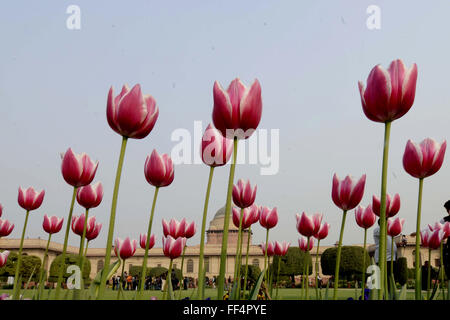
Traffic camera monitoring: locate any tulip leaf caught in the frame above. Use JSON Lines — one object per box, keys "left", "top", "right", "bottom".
{"left": 248, "top": 268, "right": 265, "bottom": 300}
{"left": 429, "top": 267, "right": 441, "bottom": 300}
{"left": 230, "top": 281, "right": 238, "bottom": 300}
{"left": 388, "top": 274, "right": 397, "bottom": 300}
{"left": 89, "top": 259, "right": 121, "bottom": 299}
{"left": 398, "top": 284, "right": 407, "bottom": 300}
{"left": 324, "top": 280, "right": 330, "bottom": 300}
{"left": 168, "top": 277, "right": 175, "bottom": 300}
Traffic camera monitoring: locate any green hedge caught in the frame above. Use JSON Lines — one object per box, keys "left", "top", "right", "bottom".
{"left": 321, "top": 246, "right": 370, "bottom": 281}
{"left": 395, "top": 257, "right": 408, "bottom": 285}
{"left": 0, "top": 251, "right": 43, "bottom": 282}
{"left": 48, "top": 253, "right": 91, "bottom": 283}
{"left": 239, "top": 265, "right": 261, "bottom": 285}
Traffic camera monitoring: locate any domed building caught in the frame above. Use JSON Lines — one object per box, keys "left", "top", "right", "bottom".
{"left": 206, "top": 206, "right": 251, "bottom": 246}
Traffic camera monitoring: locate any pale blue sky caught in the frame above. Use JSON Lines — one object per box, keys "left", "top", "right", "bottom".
{"left": 1, "top": 1, "right": 450, "bottom": 249}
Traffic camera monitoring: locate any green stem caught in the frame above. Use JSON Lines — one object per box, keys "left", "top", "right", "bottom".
{"left": 117, "top": 259, "right": 125, "bottom": 300}
{"left": 264, "top": 228, "right": 269, "bottom": 287}
{"left": 55, "top": 187, "right": 78, "bottom": 299}
{"left": 37, "top": 234, "right": 51, "bottom": 300}
{"left": 75, "top": 208, "right": 90, "bottom": 299}
{"left": 197, "top": 166, "right": 214, "bottom": 300}
{"left": 242, "top": 226, "right": 252, "bottom": 299}
{"left": 378, "top": 121, "right": 391, "bottom": 300}
{"left": 137, "top": 186, "right": 160, "bottom": 299}
{"left": 216, "top": 137, "right": 238, "bottom": 300}
{"left": 415, "top": 178, "right": 424, "bottom": 300}
{"left": 390, "top": 236, "right": 394, "bottom": 282}
{"left": 305, "top": 237, "right": 310, "bottom": 300}
{"left": 362, "top": 229, "right": 367, "bottom": 300}
{"left": 177, "top": 245, "right": 187, "bottom": 300}
{"left": 333, "top": 210, "right": 347, "bottom": 300}
{"left": 427, "top": 248, "right": 431, "bottom": 300}
{"left": 12, "top": 210, "right": 30, "bottom": 300}
{"left": 234, "top": 208, "right": 245, "bottom": 299}
{"left": 166, "top": 259, "right": 174, "bottom": 300}
{"left": 314, "top": 239, "right": 320, "bottom": 300}
{"left": 98, "top": 136, "right": 128, "bottom": 300}
{"left": 275, "top": 256, "right": 281, "bottom": 300}
{"left": 84, "top": 241, "right": 89, "bottom": 260}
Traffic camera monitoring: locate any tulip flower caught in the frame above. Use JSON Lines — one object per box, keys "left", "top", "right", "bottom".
{"left": 184, "top": 221, "right": 196, "bottom": 239}
{"left": 38, "top": 215, "right": 63, "bottom": 298}
{"left": 298, "top": 236, "right": 314, "bottom": 299}
{"left": 197, "top": 124, "right": 232, "bottom": 299}
{"left": 331, "top": 173, "right": 366, "bottom": 300}
{"left": 443, "top": 222, "right": 450, "bottom": 239}
{"left": 258, "top": 206, "right": 278, "bottom": 289}
{"left": 358, "top": 59, "right": 418, "bottom": 300}
{"left": 201, "top": 124, "right": 233, "bottom": 167}
{"left": 13, "top": 186, "right": 45, "bottom": 299}
{"left": 260, "top": 242, "right": 275, "bottom": 257}
{"left": 0, "top": 204, "right": 2, "bottom": 218}
{"left": 212, "top": 78, "right": 262, "bottom": 140}
{"left": 313, "top": 222, "right": 330, "bottom": 300}
{"left": 71, "top": 214, "right": 96, "bottom": 237}
{"left": 107, "top": 84, "right": 159, "bottom": 139}
{"left": 428, "top": 229, "right": 445, "bottom": 250}
{"left": 114, "top": 237, "right": 138, "bottom": 299}
{"left": 99, "top": 84, "right": 159, "bottom": 299}
{"left": 137, "top": 151, "right": 174, "bottom": 298}
{"left": 0, "top": 251, "right": 9, "bottom": 268}
{"left": 140, "top": 234, "right": 156, "bottom": 250}
{"left": 161, "top": 236, "right": 187, "bottom": 300}
{"left": 86, "top": 222, "right": 102, "bottom": 242}
{"left": 57, "top": 148, "right": 98, "bottom": 299}
{"left": 358, "top": 59, "right": 418, "bottom": 123}
{"left": 296, "top": 212, "right": 322, "bottom": 238}
{"left": 372, "top": 193, "right": 401, "bottom": 218}
{"left": 0, "top": 219, "right": 14, "bottom": 238}
{"left": 241, "top": 204, "right": 260, "bottom": 300}
{"left": 274, "top": 241, "right": 290, "bottom": 256}
{"left": 429, "top": 222, "right": 450, "bottom": 299}
{"left": 421, "top": 230, "right": 430, "bottom": 248}
{"left": 387, "top": 217, "right": 405, "bottom": 238}
{"left": 214, "top": 78, "right": 263, "bottom": 299}
{"left": 232, "top": 179, "right": 257, "bottom": 209}
{"left": 76, "top": 182, "right": 103, "bottom": 209}
{"left": 43, "top": 215, "right": 64, "bottom": 235}
{"left": 162, "top": 218, "right": 188, "bottom": 239}
{"left": 402, "top": 138, "right": 446, "bottom": 299}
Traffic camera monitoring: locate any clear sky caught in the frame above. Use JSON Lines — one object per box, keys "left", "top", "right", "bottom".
{"left": 1, "top": 1, "right": 450, "bottom": 250}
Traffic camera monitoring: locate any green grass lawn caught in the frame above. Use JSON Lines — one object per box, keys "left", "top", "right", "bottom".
{"left": 0, "top": 287, "right": 446, "bottom": 300}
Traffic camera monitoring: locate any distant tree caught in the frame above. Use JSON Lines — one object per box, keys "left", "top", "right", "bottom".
{"left": 0, "top": 251, "right": 43, "bottom": 282}
{"left": 240, "top": 265, "right": 261, "bottom": 285}
{"left": 395, "top": 257, "right": 408, "bottom": 286}
{"left": 270, "top": 247, "right": 312, "bottom": 286}
{"left": 321, "top": 246, "right": 370, "bottom": 281}
{"left": 48, "top": 253, "right": 91, "bottom": 283}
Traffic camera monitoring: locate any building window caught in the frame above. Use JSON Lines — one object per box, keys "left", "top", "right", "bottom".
{"left": 252, "top": 259, "right": 259, "bottom": 268}
{"left": 187, "top": 259, "right": 194, "bottom": 273}
{"left": 205, "top": 257, "right": 210, "bottom": 273}
{"left": 97, "top": 260, "right": 104, "bottom": 272}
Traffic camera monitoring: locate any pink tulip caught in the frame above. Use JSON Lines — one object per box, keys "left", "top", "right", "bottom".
{"left": 144, "top": 150, "right": 174, "bottom": 187}
{"left": 274, "top": 241, "right": 290, "bottom": 256}
{"left": 71, "top": 213, "right": 96, "bottom": 236}
{"left": 162, "top": 218, "right": 188, "bottom": 239}
{"left": 387, "top": 217, "right": 405, "bottom": 237}
{"left": 443, "top": 222, "right": 450, "bottom": 239}
{"left": 421, "top": 230, "right": 430, "bottom": 248}
{"left": 162, "top": 235, "right": 186, "bottom": 260}
{"left": 107, "top": 84, "right": 159, "bottom": 139}
{"left": 402, "top": 138, "right": 446, "bottom": 179}
{"left": 184, "top": 221, "right": 197, "bottom": 239}
{"left": 140, "top": 233, "right": 156, "bottom": 250}
{"left": 259, "top": 206, "right": 278, "bottom": 229}
{"left": 315, "top": 223, "right": 330, "bottom": 240}
{"left": 232, "top": 204, "right": 259, "bottom": 230}
{"left": 61, "top": 148, "right": 99, "bottom": 188}
{"left": 0, "top": 204, "right": 2, "bottom": 217}
{"left": 260, "top": 242, "right": 275, "bottom": 257}
{"left": 0, "top": 219, "right": 14, "bottom": 237}
{"left": 232, "top": 179, "right": 257, "bottom": 209}
{"left": 296, "top": 212, "right": 322, "bottom": 238}
{"left": 298, "top": 236, "right": 314, "bottom": 252}
{"left": 372, "top": 193, "right": 401, "bottom": 218}
{"left": 331, "top": 174, "right": 366, "bottom": 211}
{"left": 76, "top": 182, "right": 103, "bottom": 209}
{"left": 114, "top": 237, "right": 137, "bottom": 260}
{"left": 18, "top": 187, "right": 45, "bottom": 211}
{"left": 428, "top": 229, "right": 445, "bottom": 250}
{"left": 43, "top": 215, "right": 64, "bottom": 234}
{"left": 212, "top": 78, "right": 262, "bottom": 139}
{"left": 358, "top": 59, "right": 418, "bottom": 123}
{"left": 355, "top": 205, "right": 377, "bottom": 229}
{"left": 200, "top": 124, "right": 233, "bottom": 167}
{"left": 86, "top": 222, "right": 102, "bottom": 241}
{"left": 0, "top": 251, "right": 9, "bottom": 268}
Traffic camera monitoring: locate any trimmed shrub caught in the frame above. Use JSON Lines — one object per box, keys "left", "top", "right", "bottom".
{"left": 48, "top": 253, "right": 91, "bottom": 283}
{"left": 321, "top": 246, "right": 370, "bottom": 282}
{"left": 395, "top": 257, "right": 408, "bottom": 286}
{"left": 240, "top": 265, "right": 261, "bottom": 285}
{"left": 0, "top": 251, "right": 43, "bottom": 282}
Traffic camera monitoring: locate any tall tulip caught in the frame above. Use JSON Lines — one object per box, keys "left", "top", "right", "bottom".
{"left": 355, "top": 205, "right": 376, "bottom": 299}
{"left": 99, "top": 83, "right": 159, "bottom": 300}
{"left": 403, "top": 138, "right": 446, "bottom": 299}
{"left": 274, "top": 240, "right": 291, "bottom": 298}
{"left": 358, "top": 59, "right": 418, "bottom": 300}
{"left": 259, "top": 206, "right": 278, "bottom": 289}
{"left": 175, "top": 220, "right": 196, "bottom": 300}
{"left": 298, "top": 236, "right": 314, "bottom": 299}
{"left": 0, "top": 251, "right": 9, "bottom": 268}
{"left": 162, "top": 218, "right": 188, "bottom": 239}
{"left": 197, "top": 124, "right": 232, "bottom": 299}
{"left": 84, "top": 222, "right": 102, "bottom": 258}
{"left": 139, "top": 234, "right": 155, "bottom": 250}
{"left": 57, "top": 148, "right": 98, "bottom": 299}
{"left": 0, "top": 219, "right": 14, "bottom": 238}
{"left": 260, "top": 242, "right": 275, "bottom": 257}
{"left": 0, "top": 204, "right": 3, "bottom": 218}
{"left": 138, "top": 151, "right": 174, "bottom": 298}
{"left": 213, "top": 78, "right": 263, "bottom": 299}
{"left": 387, "top": 217, "right": 405, "bottom": 282}
{"left": 114, "top": 237, "right": 137, "bottom": 300}
{"left": 242, "top": 204, "right": 260, "bottom": 300}
{"left": 71, "top": 214, "right": 96, "bottom": 237}
{"left": 162, "top": 236, "right": 187, "bottom": 300}
{"left": 372, "top": 193, "right": 401, "bottom": 218}
{"left": 37, "top": 215, "right": 63, "bottom": 299}
{"left": 13, "top": 187, "right": 45, "bottom": 299}
{"left": 296, "top": 212, "right": 322, "bottom": 238}
{"left": 313, "top": 222, "right": 329, "bottom": 300}
{"left": 331, "top": 173, "right": 365, "bottom": 299}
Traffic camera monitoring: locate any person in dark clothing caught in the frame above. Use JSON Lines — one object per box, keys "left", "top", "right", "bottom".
{"left": 183, "top": 277, "right": 189, "bottom": 290}
{"left": 442, "top": 201, "right": 450, "bottom": 278}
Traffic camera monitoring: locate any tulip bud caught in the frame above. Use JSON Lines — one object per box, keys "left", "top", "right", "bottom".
{"left": 43, "top": 215, "right": 64, "bottom": 234}
{"left": 355, "top": 205, "right": 377, "bottom": 229}
{"left": 259, "top": 206, "right": 278, "bottom": 229}
{"left": 331, "top": 174, "right": 366, "bottom": 211}
{"left": 0, "top": 219, "right": 14, "bottom": 238}
{"left": 372, "top": 193, "right": 401, "bottom": 218}
{"left": 140, "top": 233, "right": 156, "bottom": 250}
{"left": 162, "top": 236, "right": 186, "bottom": 260}
{"left": 76, "top": 182, "right": 103, "bottom": 209}
{"left": 61, "top": 148, "right": 98, "bottom": 187}
{"left": 402, "top": 138, "right": 446, "bottom": 179}
{"left": 18, "top": 187, "right": 45, "bottom": 212}
{"left": 200, "top": 124, "right": 233, "bottom": 167}
{"left": 114, "top": 237, "right": 137, "bottom": 260}
{"left": 144, "top": 150, "right": 175, "bottom": 187}
{"left": 232, "top": 179, "right": 257, "bottom": 209}
{"left": 0, "top": 251, "right": 9, "bottom": 268}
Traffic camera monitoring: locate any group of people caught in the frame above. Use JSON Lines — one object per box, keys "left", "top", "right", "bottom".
{"left": 110, "top": 271, "right": 198, "bottom": 291}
